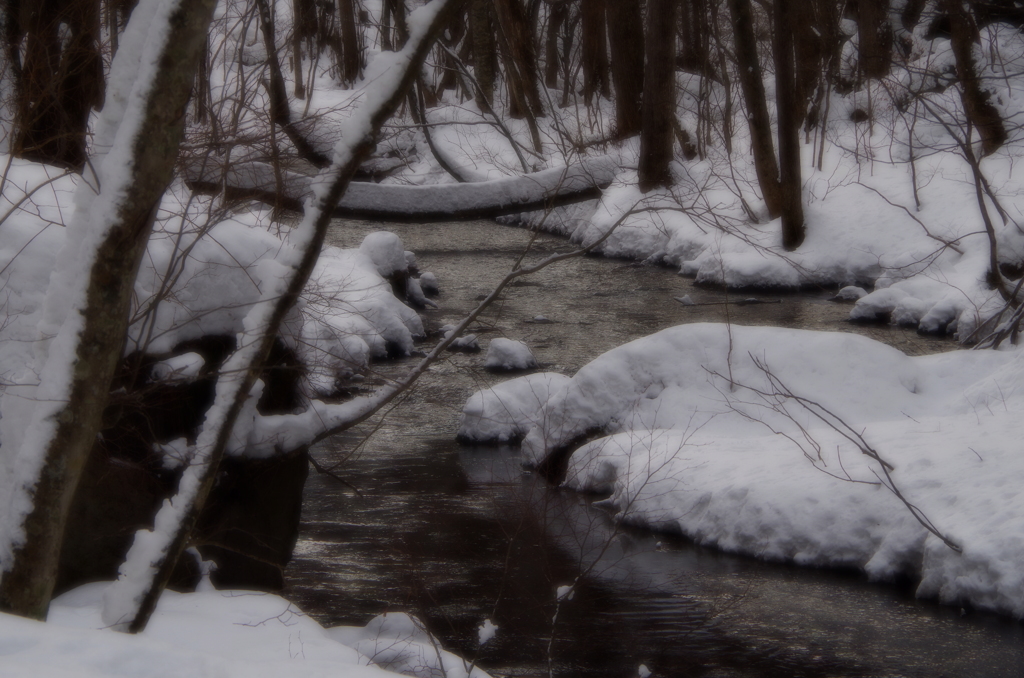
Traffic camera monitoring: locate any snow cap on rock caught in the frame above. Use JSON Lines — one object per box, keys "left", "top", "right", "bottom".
{"left": 485, "top": 338, "right": 538, "bottom": 371}
{"left": 359, "top": 231, "right": 408, "bottom": 278}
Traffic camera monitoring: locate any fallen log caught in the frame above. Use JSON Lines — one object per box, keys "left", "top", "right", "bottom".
{"left": 183, "top": 156, "right": 619, "bottom": 221}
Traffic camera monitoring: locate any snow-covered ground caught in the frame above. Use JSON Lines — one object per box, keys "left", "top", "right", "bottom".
{"left": 461, "top": 323, "right": 1024, "bottom": 618}
{"left": 0, "top": 582, "right": 491, "bottom": 678}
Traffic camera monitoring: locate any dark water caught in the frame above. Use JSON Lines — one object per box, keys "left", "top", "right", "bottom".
{"left": 283, "top": 219, "right": 1024, "bottom": 677}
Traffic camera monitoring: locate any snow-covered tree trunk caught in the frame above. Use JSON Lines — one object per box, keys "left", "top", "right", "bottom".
{"left": 0, "top": 0, "right": 219, "bottom": 620}
{"left": 101, "top": 0, "right": 463, "bottom": 634}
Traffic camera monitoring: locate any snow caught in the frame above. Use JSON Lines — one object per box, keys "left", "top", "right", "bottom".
{"left": 483, "top": 337, "right": 538, "bottom": 371}
{"left": 149, "top": 352, "right": 205, "bottom": 382}
{"left": 459, "top": 372, "right": 571, "bottom": 443}
{"left": 0, "top": 583, "right": 489, "bottom": 678}
{"left": 419, "top": 272, "right": 439, "bottom": 295}
{"left": 476, "top": 618, "right": 498, "bottom": 646}
{"left": 441, "top": 324, "right": 480, "bottom": 352}
{"left": 360, "top": 231, "right": 408, "bottom": 279}
{"left": 833, "top": 286, "right": 867, "bottom": 301}
{"left": 473, "top": 323, "right": 1024, "bottom": 617}
{"left": 329, "top": 612, "right": 492, "bottom": 678}
{"left": 184, "top": 155, "right": 618, "bottom": 220}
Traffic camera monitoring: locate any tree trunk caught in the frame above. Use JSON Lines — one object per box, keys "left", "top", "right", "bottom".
{"left": 947, "top": 0, "right": 1007, "bottom": 157}
{"left": 470, "top": 0, "right": 496, "bottom": 106}
{"left": 581, "top": 0, "right": 609, "bottom": 104}
{"left": 8, "top": 0, "right": 105, "bottom": 170}
{"left": 435, "top": 13, "right": 466, "bottom": 97}
{"left": 0, "top": 0, "right": 219, "bottom": 621}
{"left": 639, "top": 0, "right": 677, "bottom": 192}
{"left": 545, "top": 0, "right": 567, "bottom": 89}
{"left": 728, "top": 0, "right": 782, "bottom": 217}
{"left": 606, "top": 0, "right": 644, "bottom": 138}
{"left": 678, "top": 0, "right": 709, "bottom": 74}
{"left": 338, "top": 0, "right": 362, "bottom": 85}
{"left": 774, "top": 0, "right": 806, "bottom": 250}
{"left": 796, "top": 0, "right": 840, "bottom": 131}
{"left": 494, "top": 0, "right": 544, "bottom": 119}
{"left": 858, "top": 0, "right": 892, "bottom": 80}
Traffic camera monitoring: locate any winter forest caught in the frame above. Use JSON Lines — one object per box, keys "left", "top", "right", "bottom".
{"left": 1, "top": 0, "right": 1024, "bottom": 675}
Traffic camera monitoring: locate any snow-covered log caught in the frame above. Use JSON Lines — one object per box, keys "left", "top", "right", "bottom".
{"left": 184, "top": 155, "right": 619, "bottom": 220}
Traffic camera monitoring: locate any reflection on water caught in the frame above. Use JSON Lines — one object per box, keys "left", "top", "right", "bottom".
{"left": 284, "top": 220, "right": 1024, "bottom": 677}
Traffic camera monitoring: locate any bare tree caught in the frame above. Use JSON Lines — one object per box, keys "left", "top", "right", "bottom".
{"left": 470, "top": 0, "right": 498, "bottom": 107}
{"left": 858, "top": 0, "right": 893, "bottom": 81}
{"left": 946, "top": 0, "right": 1007, "bottom": 157}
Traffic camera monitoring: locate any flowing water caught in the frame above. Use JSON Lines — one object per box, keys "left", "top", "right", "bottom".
{"left": 283, "top": 218, "right": 1024, "bottom": 677}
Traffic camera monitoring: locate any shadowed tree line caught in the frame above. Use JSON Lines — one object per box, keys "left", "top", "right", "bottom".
{"left": 3, "top": 0, "right": 1018, "bottom": 249}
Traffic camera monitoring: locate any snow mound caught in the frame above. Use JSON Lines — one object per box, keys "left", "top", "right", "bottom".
{"left": 459, "top": 372, "right": 571, "bottom": 443}
{"left": 519, "top": 323, "right": 960, "bottom": 464}
{"left": 149, "top": 352, "right": 205, "bottom": 382}
{"left": 484, "top": 338, "right": 538, "bottom": 371}
{"left": 482, "top": 323, "right": 1024, "bottom": 617}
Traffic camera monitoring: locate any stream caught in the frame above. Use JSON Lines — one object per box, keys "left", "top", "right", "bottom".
{"left": 283, "top": 218, "right": 1024, "bottom": 678}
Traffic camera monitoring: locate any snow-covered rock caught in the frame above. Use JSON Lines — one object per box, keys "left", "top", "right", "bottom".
{"left": 441, "top": 324, "right": 480, "bottom": 352}
{"left": 149, "top": 352, "right": 205, "bottom": 382}
{"left": 359, "top": 231, "right": 409, "bottom": 279}
{"left": 832, "top": 285, "right": 867, "bottom": 301}
{"left": 459, "top": 372, "right": 571, "bottom": 443}
{"left": 484, "top": 338, "right": 538, "bottom": 371}
{"left": 419, "top": 272, "right": 439, "bottom": 296}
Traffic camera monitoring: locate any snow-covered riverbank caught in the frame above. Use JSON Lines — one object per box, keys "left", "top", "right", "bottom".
{"left": 461, "top": 323, "right": 1024, "bottom": 618}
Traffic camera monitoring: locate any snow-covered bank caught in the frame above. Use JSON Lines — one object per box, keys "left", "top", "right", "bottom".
{"left": 460, "top": 324, "right": 1024, "bottom": 618}
{"left": 0, "top": 583, "right": 490, "bottom": 678}
{"left": 0, "top": 167, "right": 427, "bottom": 405}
